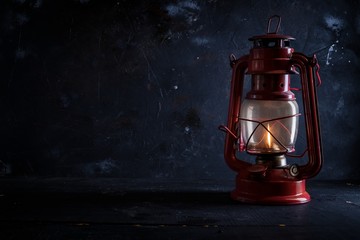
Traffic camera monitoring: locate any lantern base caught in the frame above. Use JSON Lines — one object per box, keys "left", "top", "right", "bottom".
{"left": 231, "top": 175, "right": 310, "bottom": 205}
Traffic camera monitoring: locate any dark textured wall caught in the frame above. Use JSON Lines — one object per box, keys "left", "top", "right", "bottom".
{"left": 1, "top": 0, "right": 359, "bottom": 180}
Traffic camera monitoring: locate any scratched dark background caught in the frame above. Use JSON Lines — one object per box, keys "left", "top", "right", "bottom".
{"left": 0, "top": 0, "right": 359, "bottom": 180}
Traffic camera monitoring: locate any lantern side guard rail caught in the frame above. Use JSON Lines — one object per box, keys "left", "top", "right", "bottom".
{"left": 221, "top": 55, "right": 251, "bottom": 173}
{"left": 291, "top": 53, "right": 323, "bottom": 179}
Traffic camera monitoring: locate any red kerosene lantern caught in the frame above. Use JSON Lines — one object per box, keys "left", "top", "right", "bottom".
{"left": 219, "top": 15, "right": 323, "bottom": 204}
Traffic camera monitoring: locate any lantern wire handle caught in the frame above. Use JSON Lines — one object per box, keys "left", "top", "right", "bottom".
{"left": 218, "top": 125, "right": 238, "bottom": 139}
{"left": 286, "top": 148, "right": 308, "bottom": 158}
{"left": 290, "top": 86, "right": 301, "bottom": 91}
{"left": 220, "top": 113, "right": 309, "bottom": 158}
{"left": 313, "top": 54, "right": 322, "bottom": 87}
{"left": 267, "top": 15, "right": 281, "bottom": 34}
{"left": 239, "top": 113, "right": 301, "bottom": 155}
{"left": 244, "top": 121, "right": 289, "bottom": 155}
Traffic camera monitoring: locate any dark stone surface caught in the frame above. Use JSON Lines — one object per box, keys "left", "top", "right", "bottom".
{"left": 0, "top": 178, "right": 360, "bottom": 239}
{"left": 0, "top": 0, "right": 359, "bottom": 179}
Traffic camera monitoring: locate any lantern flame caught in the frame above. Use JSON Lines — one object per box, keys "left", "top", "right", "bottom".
{"left": 266, "top": 124, "right": 272, "bottom": 148}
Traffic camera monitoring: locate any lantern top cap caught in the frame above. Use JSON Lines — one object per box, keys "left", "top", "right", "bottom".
{"left": 249, "top": 15, "right": 295, "bottom": 41}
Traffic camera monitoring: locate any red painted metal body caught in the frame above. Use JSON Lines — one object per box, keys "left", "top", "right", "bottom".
{"left": 221, "top": 16, "right": 323, "bottom": 205}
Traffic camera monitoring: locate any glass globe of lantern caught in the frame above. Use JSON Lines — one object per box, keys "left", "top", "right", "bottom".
{"left": 240, "top": 98, "right": 299, "bottom": 155}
